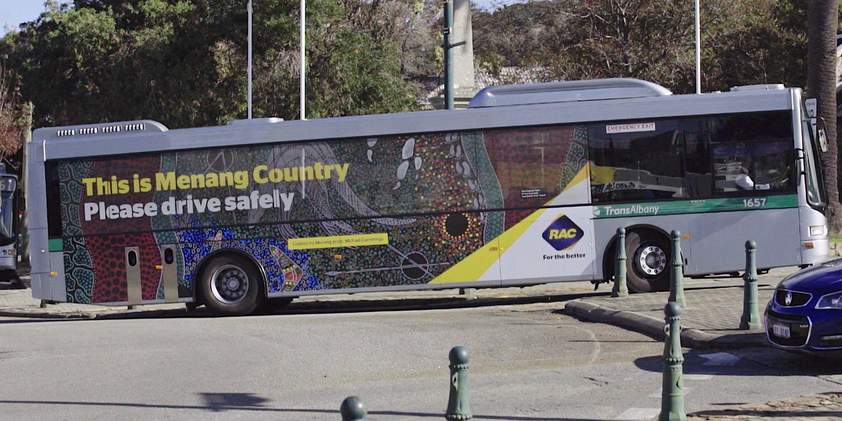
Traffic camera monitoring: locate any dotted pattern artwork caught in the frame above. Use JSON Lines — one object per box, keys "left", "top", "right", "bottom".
{"left": 54, "top": 124, "right": 586, "bottom": 304}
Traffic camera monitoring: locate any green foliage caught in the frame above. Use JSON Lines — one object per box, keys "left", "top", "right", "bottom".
{"left": 472, "top": 0, "right": 817, "bottom": 94}
{"left": 0, "top": 61, "right": 23, "bottom": 160}
{"left": 252, "top": 0, "right": 421, "bottom": 120}
{"left": 1, "top": 0, "right": 425, "bottom": 129}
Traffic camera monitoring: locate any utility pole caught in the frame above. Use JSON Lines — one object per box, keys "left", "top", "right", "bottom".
{"left": 300, "top": 0, "right": 306, "bottom": 120}
{"left": 247, "top": 0, "right": 253, "bottom": 119}
{"left": 443, "top": 0, "right": 454, "bottom": 110}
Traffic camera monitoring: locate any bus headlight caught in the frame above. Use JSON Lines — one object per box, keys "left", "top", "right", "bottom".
{"left": 810, "top": 225, "right": 827, "bottom": 237}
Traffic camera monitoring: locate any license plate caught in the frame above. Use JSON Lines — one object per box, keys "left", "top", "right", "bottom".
{"left": 772, "top": 322, "right": 791, "bottom": 339}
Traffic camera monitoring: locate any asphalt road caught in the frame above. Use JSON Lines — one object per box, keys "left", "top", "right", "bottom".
{"left": 0, "top": 301, "right": 839, "bottom": 421}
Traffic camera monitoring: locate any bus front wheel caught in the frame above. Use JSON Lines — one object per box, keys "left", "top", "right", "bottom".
{"left": 200, "top": 254, "right": 264, "bottom": 316}
{"left": 625, "top": 231, "right": 671, "bottom": 293}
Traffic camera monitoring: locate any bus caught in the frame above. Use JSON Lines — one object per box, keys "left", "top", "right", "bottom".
{"left": 27, "top": 78, "right": 828, "bottom": 315}
{"left": 0, "top": 165, "right": 19, "bottom": 283}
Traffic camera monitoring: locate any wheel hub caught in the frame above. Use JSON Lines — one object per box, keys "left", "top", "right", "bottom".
{"left": 636, "top": 245, "right": 667, "bottom": 276}
{"left": 211, "top": 265, "right": 249, "bottom": 304}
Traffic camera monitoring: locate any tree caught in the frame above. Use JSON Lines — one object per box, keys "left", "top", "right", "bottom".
{"left": 472, "top": 0, "right": 819, "bottom": 95}
{"left": 0, "top": 61, "right": 23, "bottom": 165}
{"left": 1, "top": 0, "right": 426, "bottom": 129}
{"left": 806, "top": 0, "right": 841, "bottom": 233}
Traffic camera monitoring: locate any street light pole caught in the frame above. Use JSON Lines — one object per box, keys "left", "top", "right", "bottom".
{"left": 247, "top": 0, "right": 253, "bottom": 119}
{"left": 300, "top": 0, "right": 306, "bottom": 120}
{"left": 695, "top": 0, "right": 701, "bottom": 94}
{"left": 443, "top": 0, "right": 454, "bottom": 110}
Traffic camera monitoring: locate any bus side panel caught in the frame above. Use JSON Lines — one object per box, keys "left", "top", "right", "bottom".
{"left": 49, "top": 122, "right": 589, "bottom": 299}
{"left": 26, "top": 139, "right": 56, "bottom": 301}
{"left": 499, "top": 205, "right": 595, "bottom": 285}
{"left": 176, "top": 212, "right": 499, "bottom": 297}
{"left": 28, "top": 228, "right": 49, "bottom": 299}
{"left": 688, "top": 207, "right": 800, "bottom": 274}
{"left": 498, "top": 169, "right": 596, "bottom": 285}
{"left": 59, "top": 234, "right": 161, "bottom": 305}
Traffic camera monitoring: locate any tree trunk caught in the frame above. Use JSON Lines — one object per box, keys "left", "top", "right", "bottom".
{"left": 806, "top": 0, "right": 841, "bottom": 234}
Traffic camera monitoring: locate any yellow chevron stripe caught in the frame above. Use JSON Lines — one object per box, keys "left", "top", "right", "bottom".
{"left": 428, "top": 165, "right": 589, "bottom": 284}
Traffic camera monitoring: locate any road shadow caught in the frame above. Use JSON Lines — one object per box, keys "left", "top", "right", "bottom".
{"left": 633, "top": 347, "right": 842, "bottom": 376}
{"left": 0, "top": 395, "right": 610, "bottom": 421}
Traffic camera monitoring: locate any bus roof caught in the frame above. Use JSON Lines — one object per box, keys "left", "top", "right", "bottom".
{"left": 467, "top": 78, "right": 673, "bottom": 108}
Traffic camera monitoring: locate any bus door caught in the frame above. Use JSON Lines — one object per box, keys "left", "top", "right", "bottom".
{"left": 498, "top": 205, "right": 596, "bottom": 286}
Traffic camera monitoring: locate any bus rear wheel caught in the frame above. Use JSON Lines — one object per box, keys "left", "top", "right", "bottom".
{"left": 200, "top": 254, "right": 264, "bottom": 316}
{"left": 625, "top": 230, "right": 671, "bottom": 293}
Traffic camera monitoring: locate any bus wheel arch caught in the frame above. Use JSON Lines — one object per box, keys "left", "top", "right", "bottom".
{"left": 195, "top": 250, "right": 267, "bottom": 316}
{"left": 604, "top": 227, "right": 671, "bottom": 293}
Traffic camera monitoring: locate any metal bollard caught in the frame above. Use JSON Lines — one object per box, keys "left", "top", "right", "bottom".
{"left": 340, "top": 396, "right": 367, "bottom": 421}
{"left": 740, "top": 240, "right": 762, "bottom": 330}
{"left": 611, "top": 227, "right": 628, "bottom": 298}
{"left": 659, "top": 301, "right": 686, "bottom": 421}
{"left": 445, "top": 346, "right": 472, "bottom": 421}
{"left": 668, "top": 230, "right": 685, "bottom": 308}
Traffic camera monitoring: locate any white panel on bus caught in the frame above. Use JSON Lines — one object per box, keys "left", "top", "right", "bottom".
{"left": 30, "top": 272, "right": 44, "bottom": 299}
{"left": 499, "top": 205, "right": 596, "bottom": 284}
{"left": 49, "top": 251, "right": 66, "bottom": 302}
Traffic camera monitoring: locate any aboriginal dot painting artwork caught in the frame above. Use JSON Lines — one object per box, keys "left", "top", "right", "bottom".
{"left": 53, "top": 124, "right": 588, "bottom": 304}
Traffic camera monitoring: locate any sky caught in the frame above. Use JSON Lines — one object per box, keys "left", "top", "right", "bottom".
{"left": 0, "top": 0, "right": 518, "bottom": 36}
{"left": 0, "top": 0, "right": 69, "bottom": 36}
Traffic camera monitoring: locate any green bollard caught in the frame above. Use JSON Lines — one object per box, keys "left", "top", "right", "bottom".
{"left": 668, "top": 230, "right": 686, "bottom": 308}
{"left": 611, "top": 227, "right": 628, "bottom": 298}
{"left": 445, "top": 346, "right": 472, "bottom": 421}
{"left": 659, "top": 301, "right": 686, "bottom": 421}
{"left": 340, "top": 396, "right": 367, "bottom": 421}
{"left": 740, "top": 240, "right": 762, "bottom": 330}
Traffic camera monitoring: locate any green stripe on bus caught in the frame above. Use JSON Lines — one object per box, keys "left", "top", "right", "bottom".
{"left": 49, "top": 239, "right": 63, "bottom": 252}
{"left": 593, "top": 194, "right": 798, "bottom": 218}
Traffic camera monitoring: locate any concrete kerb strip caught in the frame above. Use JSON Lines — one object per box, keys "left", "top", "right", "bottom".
{"left": 0, "top": 306, "right": 192, "bottom": 320}
{"left": 563, "top": 300, "right": 767, "bottom": 350}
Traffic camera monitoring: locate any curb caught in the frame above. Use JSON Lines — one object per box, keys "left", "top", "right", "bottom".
{"left": 563, "top": 300, "right": 768, "bottom": 350}
{"left": 0, "top": 309, "right": 98, "bottom": 320}
{"left": 0, "top": 308, "right": 195, "bottom": 320}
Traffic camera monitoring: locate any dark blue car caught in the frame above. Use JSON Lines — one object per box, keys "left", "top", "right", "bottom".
{"left": 766, "top": 259, "right": 842, "bottom": 355}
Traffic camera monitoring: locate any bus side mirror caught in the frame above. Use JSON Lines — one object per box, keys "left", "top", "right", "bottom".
{"left": 818, "top": 117, "right": 829, "bottom": 153}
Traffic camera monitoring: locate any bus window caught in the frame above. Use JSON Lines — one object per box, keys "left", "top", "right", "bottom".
{"left": 683, "top": 118, "right": 712, "bottom": 199}
{"left": 588, "top": 119, "right": 686, "bottom": 203}
{"left": 710, "top": 112, "right": 794, "bottom": 194}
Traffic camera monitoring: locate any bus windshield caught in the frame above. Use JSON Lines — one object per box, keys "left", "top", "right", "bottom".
{"left": 803, "top": 116, "right": 827, "bottom": 209}
{"left": 0, "top": 176, "right": 16, "bottom": 243}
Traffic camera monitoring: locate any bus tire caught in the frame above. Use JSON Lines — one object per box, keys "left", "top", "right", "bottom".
{"left": 625, "top": 230, "right": 670, "bottom": 293}
{"left": 200, "top": 254, "right": 264, "bottom": 316}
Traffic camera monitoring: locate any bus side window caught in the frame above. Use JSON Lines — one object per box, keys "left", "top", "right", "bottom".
{"left": 588, "top": 120, "right": 686, "bottom": 204}
{"left": 710, "top": 112, "right": 794, "bottom": 195}
{"left": 683, "top": 118, "right": 712, "bottom": 199}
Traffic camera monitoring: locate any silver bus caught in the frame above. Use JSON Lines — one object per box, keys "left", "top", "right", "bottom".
{"left": 27, "top": 78, "right": 828, "bottom": 315}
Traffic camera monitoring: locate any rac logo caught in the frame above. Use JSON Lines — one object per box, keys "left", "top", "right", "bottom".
{"left": 542, "top": 215, "right": 584, "bottom": 251}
